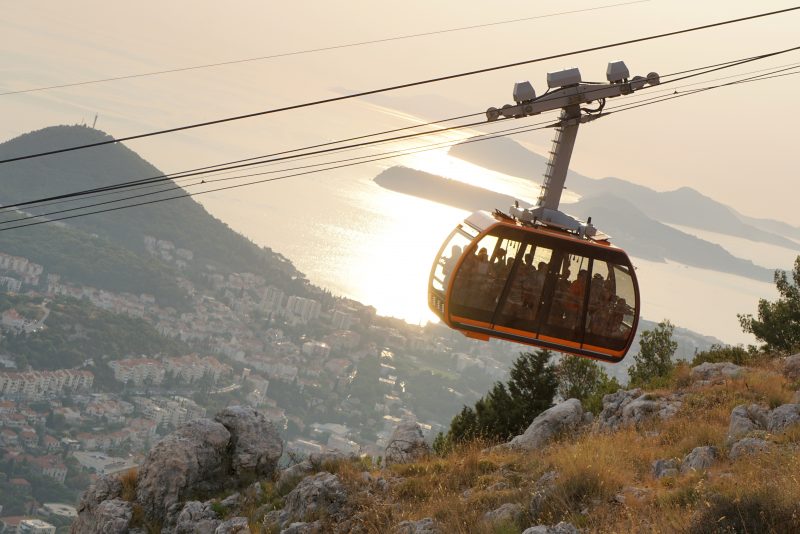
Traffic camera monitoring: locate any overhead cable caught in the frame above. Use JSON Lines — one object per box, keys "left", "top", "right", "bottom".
{"left": 0, "top": 0, "right": 651, "bottom": 97}
{"left": 2, "top": 65, "right": 796, "bottom": 232}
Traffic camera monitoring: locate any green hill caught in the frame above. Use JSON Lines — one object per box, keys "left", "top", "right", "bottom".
{"left": 0, "top": 125, "right": 311, "bottom": 305}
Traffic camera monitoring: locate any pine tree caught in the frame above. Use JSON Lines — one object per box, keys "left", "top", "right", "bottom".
{"left": 441, "top": 350, "right": 557, "bottom": 448}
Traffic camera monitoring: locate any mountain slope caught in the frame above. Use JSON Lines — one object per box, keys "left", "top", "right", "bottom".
{"left": 448, "top": 137, "right": 798, "bottom": 249}
{"left": 373, "top": 165, "right": 773, "bottom": 282}
{"left": 567, "top": 194, "right": 773, "bottom": 281}
{"left": 0, "top": 125, "right": 310, "bottom": 302}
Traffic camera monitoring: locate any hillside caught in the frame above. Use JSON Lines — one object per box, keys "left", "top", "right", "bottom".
{"left": 73, "top": 356, "right": 800, "bottom": 533}
{"left": 0, "top": 125, "right": 310, "bottom": 305}
{"left": 0, "top": 295, "right": 188, "bottom": 371}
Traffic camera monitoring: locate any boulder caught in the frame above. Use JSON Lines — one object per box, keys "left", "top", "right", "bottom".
{"left": 167, "top": 501, "right": 221, "bottom": 534}
{"left": 73, "top": 499, "right": 132, "bottom": 534}
{"left": 280, "top": 472, "right": 349, "bottom": 526}
{"left": 522, "top": 522, "right": 581, "bottom": 534}
{"left": 278, "top": 461, "right": 314, "bottom": 494}
{"left": 651, "top": 459, "right": 679, "bottom": 479}
{"left": 214, "top": 405, "right": 283, "bottom": 479}
{"left": 681, "top": 446, "right": 718, "bottom": 474}
{"left": 729, "top": 437, "right": 770, "bottom": 460}
{"left": 598, "top": 390, "right": 681, "bottom": 431}
{"left": 215, "top": 517, "right": 250, "bottom": 533}
{"left": 598, "top": 389, "right": 642, "bottom": 430}
{"left": 393, "top": 517, "right": 439, "bottom": 533}
{"left": 783, "top": 353, "right": 800, "bottom": 380}
{"left": 767, "top": 404, "right": 800, "bottom": 433}
{"left": 385, "top": 421, "right": 430, "bottom": 464}
{"left": 507, "top": 399, "right": 586, "bottom": 450}
{"left": 727, "top": 404, "right": 768, "bottom": 443}
{"left": 71, "top": 475, "right": 125, "bottom": 534}
{"left": 691, "top": 362, "right": 744, "bottom": 384}
{"left": 483, "top": 502, "right": 524, "bottom": 524}
{"left": 136, "top": 418, "right": 231, "bottom": 522}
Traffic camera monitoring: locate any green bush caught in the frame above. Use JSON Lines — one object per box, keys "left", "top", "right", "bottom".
{"left": 739, "top": 256, "right": 800, "bottom": 353}
{"left": 628, "top": 320, "right": 677, "bottom": 387}
{"left": 692, "top": 344, "right": 756, "bottom": 366}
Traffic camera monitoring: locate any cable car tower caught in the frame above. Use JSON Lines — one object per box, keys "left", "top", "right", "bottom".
{"left": 486, "top": 61, "right": 660, "bottom": 235}
{"left": 428, "top": 62, "right": 660, "bottom": 362}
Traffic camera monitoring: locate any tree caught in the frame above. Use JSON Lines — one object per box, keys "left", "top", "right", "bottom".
{"left": 556, "top": 356, "right": 621, "bottom": 414}
{"left": 439, "top": 350, "right": 557, "bottom": 449}
{"left": 739, "top": 256, "right": 800, "bottom": 353}
{"left": 628, "top": 320, "right": 677, "bottom": 386}
{"left": 557, "top": 356, "right": 602, "bottom": 401}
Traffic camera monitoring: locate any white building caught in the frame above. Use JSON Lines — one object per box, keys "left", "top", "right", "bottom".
{"left": 109, "top": 358, "right": 165, "bottom": 386}
{"left": 18, "top": 519, "right": 57, "bottom": 534}
{"left": 285, "top": 296, "right": 321, "bottom": 324}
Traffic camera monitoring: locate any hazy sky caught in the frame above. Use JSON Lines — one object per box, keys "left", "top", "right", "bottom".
{"left": 2, "top": 0, "right": 799, "bottom": 222}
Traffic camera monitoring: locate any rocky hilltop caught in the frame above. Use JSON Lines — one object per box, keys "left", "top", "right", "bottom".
{"left": 74, "top": 354, "right": 800, "bottom": 533}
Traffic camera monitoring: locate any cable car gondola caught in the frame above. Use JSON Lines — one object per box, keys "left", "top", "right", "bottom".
{"left": 428, "top": 62, "right": 659, "bottom": 362}
{"left": 429, "top": 211, "right": 639, "bottom": 362}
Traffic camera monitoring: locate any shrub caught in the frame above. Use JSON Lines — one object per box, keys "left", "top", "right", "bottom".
{"left": 628, "top": 320, "right": 677, "bottom": 387}
{"left": 739, "top": 255, "right": 800, "bottom": 353}
{"left": 692, "top": 344, "right": 756, "bottom": 366}
{"left": 441, "top": 350, "right": 557, "bottom": 448}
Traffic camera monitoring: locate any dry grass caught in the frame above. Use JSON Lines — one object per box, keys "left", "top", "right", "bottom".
{"left": 336, "top": 361, "right": 800, "bottom": 533}
{"left": 119, "top": 468, "right": 138, "bottom": 502}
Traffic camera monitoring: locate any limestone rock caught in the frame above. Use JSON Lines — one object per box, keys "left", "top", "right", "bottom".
{"left": 75, "top": 499, "right": 132, "bottom": 534}
{"left": 215, "top": 516, "right": 250, "bottom": 533}
{"left": 168, "top": 501, "right": 221, "bottom": 534}
{"left": 483, "top": 502, "right": 523, "bottom": 524}
{"left": 214, "top": 405, "right": 283, "bottom": 479}
{"left": 598, "top": 389, "right": 641, "bottom": 430}
{"left": 691, "top": 362, "right": 744, "bottom": 384}
{"left": 727, "top": 404, "right": 768, "bottom": 443}
{"left": 393, "top": 517, "right": 439, "bottom": 533}
{"left": 598, "top": 389, "right": 681, "bottom": 431}
{"left": 71, "top": 475, "right": 125, "bottom": 534}
{"left": 385, "top": 421, "right": 430, "bottom": 464}
{"left": 278, "top": 461, "right": 315, "bottom": 493}
{"left": 280, "top": 472, "right": 349, "bottom": 526}
{"left": 522, "top": 522, "right": 581, "bottom": 534}
{"left": 783, "top": 353, "right": 800, "bottom": 380}
{"left": 767, "top": 403, "right": 800, "bottom": 433}
{"left": 507, "top": 399, "right": 586, "bottom": 450}
{"left": 681, "top": 446, "right": 718, "bottom": 474}
{"left": 281, "top": 521, "right": 323, "bottom": 534}
{"left": 729, "top": 437, "right": 770, "bottom": 460}
{"left": 651, "top": 459, "right": 679, "bottom": 479}
{"left": 136, "top": 418, "right": 231, "bottom": 522}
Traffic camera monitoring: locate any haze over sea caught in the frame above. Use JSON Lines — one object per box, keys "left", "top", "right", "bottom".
{"left": 197, "top": 109, "right": 790, "bottom": 346}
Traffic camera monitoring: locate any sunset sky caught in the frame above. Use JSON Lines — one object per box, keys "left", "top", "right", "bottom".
{"left": 3, "top": 1, "right": 798, "bottom": 221}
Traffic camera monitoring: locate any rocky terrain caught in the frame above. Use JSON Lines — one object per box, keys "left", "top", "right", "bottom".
{"left": 72, "top": 355, "right": 800, "bottom": 533}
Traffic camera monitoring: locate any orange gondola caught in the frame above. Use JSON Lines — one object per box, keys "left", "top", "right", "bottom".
{"left": 428, "top": 211, "right": 639, "bottom": 362}
{"left": 427, "top": 63, "right": 658, "bottom": 361}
